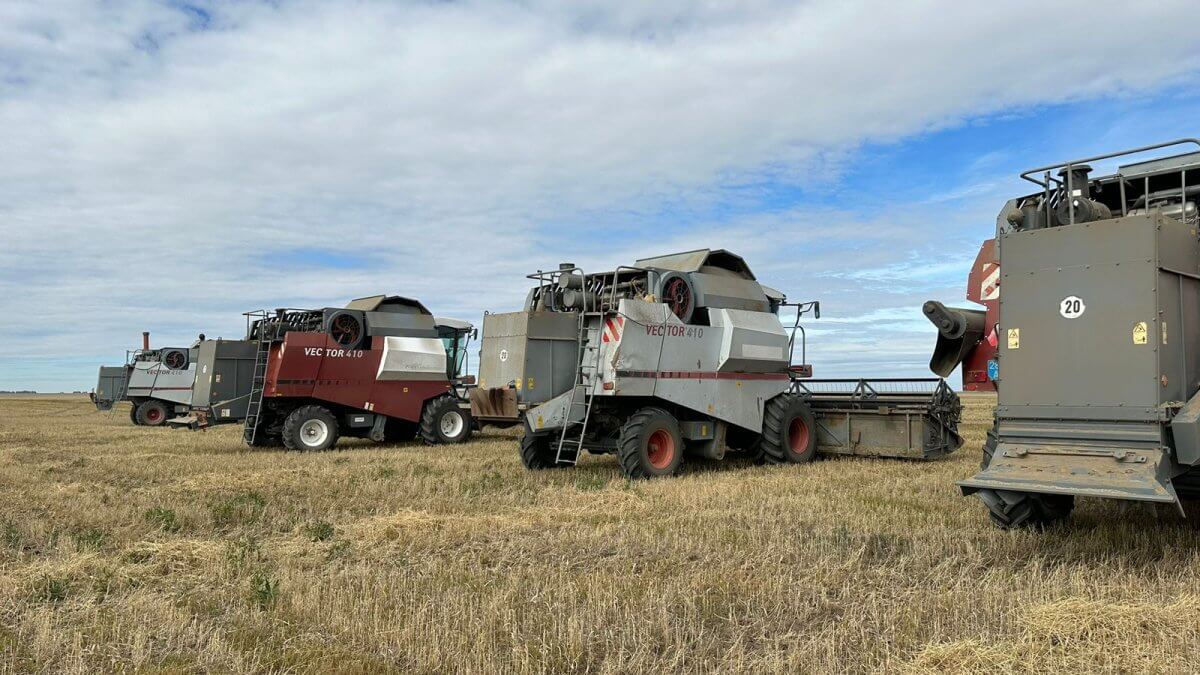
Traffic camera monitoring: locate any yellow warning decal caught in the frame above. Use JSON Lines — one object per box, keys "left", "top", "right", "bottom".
{"left": 535, "top": 415, "right": 544, "bottom": 429}
{"left": 527, "top": 377, "right": 535, "bottom": 390}
{"left": 515, "top": 379, "right": 522, "bottom": 390}
{"left": 1133, "top": 321, "right": 1148, "bottom": 345}
{"left": 1007, "top": 328, "right": 1020, "bottom": 350}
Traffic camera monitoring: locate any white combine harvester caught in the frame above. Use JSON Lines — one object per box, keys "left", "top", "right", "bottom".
{"left": 471, "top": 249, "right": 962, "bottom": 478}
{"left": 91, "top": 332, "right": 199, "bottom": 426}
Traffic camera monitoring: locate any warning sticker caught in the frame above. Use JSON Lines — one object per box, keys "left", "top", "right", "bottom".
{"left": 1133, "top": 322, "right": 1148, "bottom": 345}
{"left": 1007, "top": 328, "right": 1020, "bottom": 350}
{"left": 1163, "top": 321, "right": 1169, "bottom": 345}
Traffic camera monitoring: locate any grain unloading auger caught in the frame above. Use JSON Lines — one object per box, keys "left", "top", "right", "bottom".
{"left": 471, "top": 249, "right": 962, "bottom": 478}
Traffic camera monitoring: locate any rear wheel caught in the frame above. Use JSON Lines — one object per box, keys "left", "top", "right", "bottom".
{"left": 420, "top": 396, "right": 473, "bottom": 445}
{"left": 282, "top": 405, "right": 339, "bottom": 452}
{"left": 618, "top": 408, "right": 684, "bottom": 479}
{"left": 136, "top": 399, "right": 170, "bottom": 427}
{"left": 520, "top": 418, "right": 563, "bottom": 470}
{"left": 758, "top": 394, "right": 817, "bottom": 464}
{"left": 981, "top": 425, "right": 999, "bottom": 469}
{"left": 978, "top": 489, "right": 1075, "bottom": 529}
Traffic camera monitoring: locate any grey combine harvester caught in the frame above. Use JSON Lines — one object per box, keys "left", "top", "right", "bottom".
{"left": 91, "top": 332, "right": 199, "bottom": 426}
{"left": 931, "top": 139, "right": 1200, "bottom": 528}
{"left": 472, "top": 249, "right": 962, "bottom": 478}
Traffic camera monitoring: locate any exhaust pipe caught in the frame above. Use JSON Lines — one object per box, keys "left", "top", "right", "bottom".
{"left": 142, "top": 331, "right": 150, "bottom": 351}
{"left": 923, "top": 301, "right": 985, "bottom": 377}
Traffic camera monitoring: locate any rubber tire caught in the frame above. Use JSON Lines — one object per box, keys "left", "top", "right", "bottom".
{"left": 758, "top": 394, "right": 818, "bottom": 465}
{"left": 129, "top": 403, "right": 142, "bottom": 426}
{"left": 981, "top": 425, "right": 999, "bottom": 469}
{"left": 419, "top": 396, "right": 473, "bottom": 445}
{"left": 281, "top": 405, "right": 339, "bottom": 452}
{"left": 977, "top": 489, "right": 1075, "bottom": 530}
{"left": 618, "top": 408, "right": 684, "bottom": 479}
{"left": 136, "top": 399, "right": 171, "bottom": 427}
{"left": 520, "top": 418, "right": 563, "bottom": 470}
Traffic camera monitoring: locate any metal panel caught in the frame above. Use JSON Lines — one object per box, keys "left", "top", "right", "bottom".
{"left": 192, "top": 339, "right": 257, "bottom": 421}
{"left": 477, "top": 310, "right": 578, "bottom": 408}
{"left": 998, "top": 215, "right": 1161, "bottom": 418}
{"left": 959, "top": 443, "right": 1178, "bottom": 504}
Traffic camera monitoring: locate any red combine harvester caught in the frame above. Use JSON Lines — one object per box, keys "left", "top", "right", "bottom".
{"left": 240, "top": 295, "right": 476, "bottom": 451}
{"left": 923, "top": 240, "right": 999, "bottom": 391}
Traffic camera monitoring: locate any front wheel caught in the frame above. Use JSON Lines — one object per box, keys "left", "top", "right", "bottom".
{"left": 135, "top": 399, "right": 171, "bottom": 427}
{"left": 618, "top": 408, "right": 684, "bottom": 479}
{"left": 282, "top": 405, "right": 339, "bottom": 452}
{"left": 757, "top": 394, "right": 817, "bottom": 465}
{"left": 420, "top": 396, "right": 473, "bottom": 445}
{"left": 129, "top": 403, "right": 142, "bottom": 425}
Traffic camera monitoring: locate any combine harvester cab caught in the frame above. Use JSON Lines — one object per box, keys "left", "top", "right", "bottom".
{"left": 91, "top": 331, "right": 199, "bottom": 426}
{"left": 237, "top": 295, "right": 476, "bottom": 451}
{"left": 929, "top": 138, "right": 1200, "bottom": 528}
{"left": 472, "top": 249, "right": 962, "bottom": 478}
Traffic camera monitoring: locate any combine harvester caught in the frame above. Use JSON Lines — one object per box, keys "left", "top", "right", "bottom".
{"left": 471, "top": 249, "right": 962, "bottom": 478}
{"left": 183, "top": 295, "right": 478, "bottom": 451}
{"left": 930, "top": 139, "right": 1200, "bottom": 528}
{"left": 91, "top": 332, "right": 200, "bottom": 427}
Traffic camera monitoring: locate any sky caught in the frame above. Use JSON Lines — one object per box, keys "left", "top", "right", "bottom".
{"left": 3, "top": 0, "right": 1200, "bottom": 391}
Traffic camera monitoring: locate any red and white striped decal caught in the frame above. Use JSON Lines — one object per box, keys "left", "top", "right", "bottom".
{"left": 601, "top": 316, "right": 625, "bottom": 343}
{"left": 979, "top": 263, "right": 1000, "bottom": 301}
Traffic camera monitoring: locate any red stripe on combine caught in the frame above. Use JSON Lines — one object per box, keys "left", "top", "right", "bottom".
{"left": 615, "top": 370, "right": 788, "bottom": 381}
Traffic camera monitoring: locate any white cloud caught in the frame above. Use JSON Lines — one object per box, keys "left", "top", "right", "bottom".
{"left": 2, "top": 0, "right": 1200, "bottom": 387}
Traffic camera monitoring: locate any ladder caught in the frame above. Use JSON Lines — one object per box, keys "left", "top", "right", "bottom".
{"left": 555, "top": 310, "right": 606, "bottom": 464}
{"left": 241, "top": 318, "right": 274, "bottom": 445}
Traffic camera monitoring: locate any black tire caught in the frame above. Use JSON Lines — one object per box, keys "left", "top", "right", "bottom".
{"left": 136, "top": 399, "right": 171, "bottom": 427}
{"left": 977, "top": 489, "right": 1075, "bottom": 529}
{"left": 419, "top": 396, "right": 473, "bottom": 445}
{"left": 618, "top": 408, "right": 684, "bottom": 479}
{"left": 981, "top": 425, "right": 999, "bottom": 469}
{"left": 129, "top": 403, "right": 142, "bottom": 425}
{"left": 383, "top": 419, "right": 419, "bottom": 443}
{"left": 281, "top": 405, "right": 339, "bottom": 452}
{"left": 520, "top": 418, "right": 563, "bottom": 470}
{"left": 758, "top": 394, "right": 817, "bottom": 465}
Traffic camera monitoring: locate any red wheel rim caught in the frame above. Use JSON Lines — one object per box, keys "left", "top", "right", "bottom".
{"left": 788, "top": 417, "right": 810, "bottom": 454}
{"left": 647, "top": 429, "right": 676, "bottom": 469}
{"left": 146, "top": 407, "right": 163, "bottom": 423}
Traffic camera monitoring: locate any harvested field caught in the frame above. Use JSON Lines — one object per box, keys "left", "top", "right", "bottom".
{"left": 1, "top": 393, "right": 1198, "bottom": 673}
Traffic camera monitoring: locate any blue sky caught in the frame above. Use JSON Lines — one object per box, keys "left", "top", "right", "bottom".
{"left": 3, "top": 1, "right": 1200, "bottom": 391}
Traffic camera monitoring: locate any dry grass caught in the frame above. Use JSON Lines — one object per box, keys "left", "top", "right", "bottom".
{"left": 1, "top": 394, "right": 1199, "bottom": 673}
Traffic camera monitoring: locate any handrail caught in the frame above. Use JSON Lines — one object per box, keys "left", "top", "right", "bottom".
{"left": 1020, "top": 138, "right": 1200, "bottom": 188}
